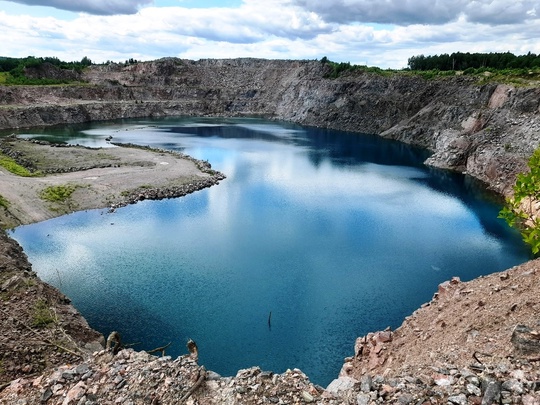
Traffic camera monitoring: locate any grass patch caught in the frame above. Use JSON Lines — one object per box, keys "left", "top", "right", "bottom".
{"left": 32, "top": 299, "right": 56, "bottom": 327}
{"left": 0, "top": 195, "right": 9, "bottom": 209}
{"left": 40, "top": 184, "right": 78, "bottom": 202}
{"left": 0, "top": 153, "right": 40, "bottom": 177}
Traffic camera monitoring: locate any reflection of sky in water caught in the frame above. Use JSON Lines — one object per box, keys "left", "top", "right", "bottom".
{"left": 9, "top": 117, "right": 530, "bottom": 386}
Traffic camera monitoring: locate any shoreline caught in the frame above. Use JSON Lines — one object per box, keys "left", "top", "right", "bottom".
{"left": 0, "top": 137, "right": 225, "bottom": 228}
{"left": 1, "top": 59, "right": 540, "bottom": 402}
{"left": 0, "top": 136, "right": 226, "bottom": 387}
{"left": 1, "top": 134, "right": 539, "bottom": 403}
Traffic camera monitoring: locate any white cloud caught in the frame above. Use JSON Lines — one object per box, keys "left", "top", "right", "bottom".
{"left": 292, "top": 0, "right": 540, "bottom": 26}
{"left": 464, "top": 0, "right": 539, "bottom": 24}
{"left": 7, "top": 0, "right": 153, "bottom": 15}
{"left": 0, "top": 0, "right": 539, "bottom": 69}
{"left": 294, "top": 0, "right": 461, "bottom": 25}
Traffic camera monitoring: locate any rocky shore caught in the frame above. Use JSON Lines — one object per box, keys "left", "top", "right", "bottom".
{"left": 1, "top": 59, "right": 539, "bottom": 403}
{"left": 1, "top": 261, "right": 539, "bottom": 404}
{"left": 1, "top": 59, "right": 539, "bottom": 194}
{"left": 3, "top": 341, "right": 538, "bottom": 405}
{"left": 0, "top": 137, "right": 225, "bottom": 228}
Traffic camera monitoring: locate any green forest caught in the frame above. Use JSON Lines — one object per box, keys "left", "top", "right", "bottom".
{"left": 0, "top": 56, "right": 92, "bottom": 85}
{"left": 0, "top": 56, "right": 92, "bottom": 73}
{"left": 321, "top": 52, "right": 540, "bottom": 81}
{"left": 407, "top": 51, "right": 540, "bottom": 71}
{"left": 1, "top": 52, "right": 540, "bottom": 85}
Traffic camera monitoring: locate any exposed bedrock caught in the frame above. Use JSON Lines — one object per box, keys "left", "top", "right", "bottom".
{"left": 1, "top": 58, "right": 540, "bottom": 194}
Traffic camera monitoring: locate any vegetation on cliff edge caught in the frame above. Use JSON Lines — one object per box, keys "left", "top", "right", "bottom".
{"left": 321, "top": 53, "right": 540, "bottom": 85}
{"left": 499, "top": 148, "right": 540, "bottom": 255}
{"left": 407, "top": 51, "right": 540, "bottom": 71}
{"left": 0, "top": 195, "right": 9, "bottom": 209}
{"left": 0, "top": 56, "right": 92, "bottom": 85}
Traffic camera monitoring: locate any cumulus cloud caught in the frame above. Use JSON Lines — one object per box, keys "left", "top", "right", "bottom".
{"left": 6, "top": 0, "right": 153, "bottom": 15}
{"left": 1, "top": 0, "right": 540, "bottom": 69}
{"left": 464, "top": 1, "right": 539, "bottom": 24}
{"left": 292, "top": 0, "right": 539, "bottom": 26}
{"left": 70, "top": 3, "right": 332, "bottom": 46}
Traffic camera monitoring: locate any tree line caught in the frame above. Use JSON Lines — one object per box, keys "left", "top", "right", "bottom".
{"left": 407, "top": 52, "right": 540, "bottom": 71}
{"left": 0, "top": 56, "right": 93, "bottom": 85}
{"left": 0, "top": 56, "right": 93, "bottom": 74}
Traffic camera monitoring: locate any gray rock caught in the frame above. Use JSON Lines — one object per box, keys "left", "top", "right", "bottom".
{"left": 206, "top": 370, "right": 222, "bottom": 380}
{"left": 75, "top": 364, "right": 90, "bottom": 375}
{"left": 326, "top": 377, "right": 359, "bottom": 395}
{"left": 357, "top": 393, "right": 371, "bottom": 405}
{"left": 301, "top": 390, "right": 314, "bottom": 403}
{"left": 511, "top": 325, "right": 540, "bottom": 355}
{"left": 1, "top": 275, "right": 23, "bottom": 291}
{"left": 397, "top": 393, "right": 415, "bottom": 404}
{"left": 466, "top": 375, "right": 481, "bottom": 386}
{"left": 62, "top": 369, "right": 77, "bottom": 380}
{"left": 372, "top": 375, "right": 385, "bottom": 384}
{"left": 481, "top": 379, "right": 502, "bottom": 405}
{"left": 502, "top": 379, "right": 524, "bottom": 394}
{"left": 467, "top": 383, "right": 482, "bottom": 396}
{"left": 40, "top": 388, "right": 53, "bottom": 402}
{"left": 448, "top": 394, "right": 468, "bottom": 405}
{"left": 360, "top": 375, "right": 373, "bottom": 393}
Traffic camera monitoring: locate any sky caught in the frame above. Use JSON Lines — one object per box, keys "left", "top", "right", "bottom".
{"left": 0, "top": 0, "right": 539, "bottom": 69}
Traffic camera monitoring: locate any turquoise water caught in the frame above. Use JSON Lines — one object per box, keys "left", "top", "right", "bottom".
{"left": 9, "top": 117, "right": 530, "bottom": 386}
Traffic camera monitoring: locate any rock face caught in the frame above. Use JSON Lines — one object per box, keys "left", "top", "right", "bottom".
{"left": 0, "top": 230, "right": 104, "bottom": 386}
{"left": 2, "top": 59, "right": 540, "bottom": 403}
{"left": 1, "top": 58, "right": 539, "bottom": 194}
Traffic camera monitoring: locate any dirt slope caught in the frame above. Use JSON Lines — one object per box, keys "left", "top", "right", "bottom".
{"left": 343, "top": 259, "right": 540, "bottom": 379}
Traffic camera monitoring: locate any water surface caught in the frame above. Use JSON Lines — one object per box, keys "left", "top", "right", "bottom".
{"left": 10, "top": 117, "right": 530, "bottom": 385}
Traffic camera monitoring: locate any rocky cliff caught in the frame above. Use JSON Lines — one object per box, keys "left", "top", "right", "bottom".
{"left": 0, "top": 230, "right": 104, "bottom": 387}
{"left": 1, "top": 58, "right": 539, "bottom": 194}
{"left": 1, "top": 59, "right": 540, "bottom": 404}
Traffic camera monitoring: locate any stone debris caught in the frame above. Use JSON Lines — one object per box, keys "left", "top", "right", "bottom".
{"left": 511, "top": 325, "right": 540, "bottom": 355}
{"left": 0, "top": 349, "right": 323, "bottom": 405}
{"left": 108, "top": 174, "right": 225, "bottom": 212}
{"left": 2, "top": 59, "right": 540, "bottom": 404}
{"left": 1, "top": 346, "right": 540, "bottom": 404}
{"left": 351, "top": 330, "right": 394, "bottom": 372}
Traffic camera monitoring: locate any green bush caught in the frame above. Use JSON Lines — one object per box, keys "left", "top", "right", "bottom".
{"left": 32, "top": 299, "right": 55, "bottom": 327}
{"left": 0, "top": 194, "right": 9, "bottom": 208}
{"left": 0, "top": 55, "right": 92, "bottom": 85}
{"left": 40, "top": 184, "right": 78, "bottom": 202}
{"left": 5, "top": 75, "right": 71, "bottom": 85}
{"left": 499, "top": 148, "right": 540, "bottom": 254}
{"left": 0, "top": 153, "right": 39, "bottom": 177}
{"left": 320, "top": 57, "right": 393, "bottom": 78}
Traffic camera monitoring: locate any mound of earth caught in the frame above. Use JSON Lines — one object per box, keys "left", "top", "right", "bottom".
{"left": 342, "top": 259, "right": 540, "bottom": 376}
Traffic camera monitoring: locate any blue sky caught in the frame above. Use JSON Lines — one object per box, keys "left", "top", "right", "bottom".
{"left": 0, "top": 0, "right": 539, "bottom": 68}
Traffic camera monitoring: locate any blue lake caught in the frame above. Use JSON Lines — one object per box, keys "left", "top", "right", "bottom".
{"left": 9, "top": 117, "right": 530, "bottom": 386}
